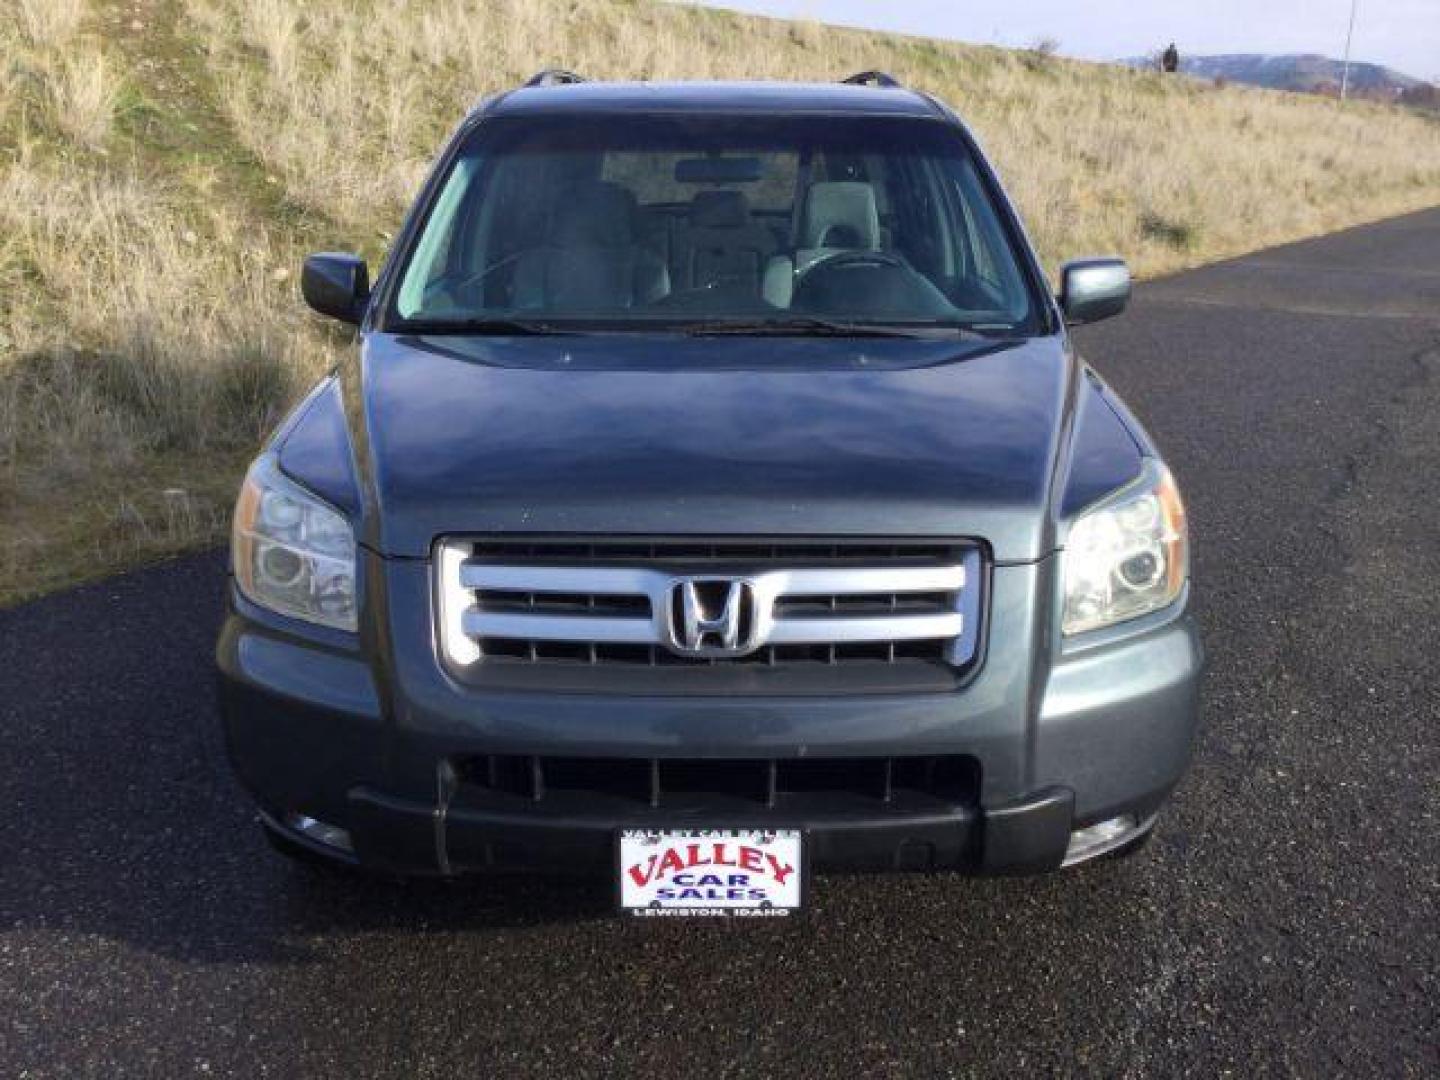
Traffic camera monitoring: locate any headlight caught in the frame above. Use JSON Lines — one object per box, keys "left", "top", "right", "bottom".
{"left": 232, "top": 455, "right": 357, "bottom": 631}
{"left": 1061, "top": 460, "right": 1188, "bottom": 635}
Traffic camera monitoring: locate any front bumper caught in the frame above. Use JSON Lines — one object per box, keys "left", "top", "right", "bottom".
{"left": 217, "top": 558, "right": 1203, "bottom": 877}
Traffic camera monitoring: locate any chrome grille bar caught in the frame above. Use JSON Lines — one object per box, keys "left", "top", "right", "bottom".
{"left": 766, "top": 613, "right": 963, "bottom": 645}
{"left": 461, "top": 610, "right": 656, "bottom": 644}
{"left": 460, "top": 565, "right": 662, "bottom": 594}
{"left": 459, "top": 564, "right": 964, "bottom": 596}
{"left": 436, "top": 538, "right": 976, "bottom": 668}
{"left": 763, "top": 566, "right": 965, "bottom": 595}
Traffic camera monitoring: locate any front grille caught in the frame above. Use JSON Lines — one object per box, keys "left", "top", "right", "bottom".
{"left": 463, "top": 539, "right": 967, "bottom": 563}
{"left": 460, "top": 753, "right": 981, "bottom": 811}
{"left": 473, "top": 638, "right": 950, "bottom": 665}
{"left": 435, "top": 537, "right": 985, "bottom": 694}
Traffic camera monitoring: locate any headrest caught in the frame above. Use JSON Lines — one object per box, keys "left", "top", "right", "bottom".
{"left": 550, "top": 181, "right": 638, "bottom": 247}
{"left": 689, "top": 189, "right": 751, "bottom": 228}
{"left": 801, "top": 181, "right": 880, "bottom": 250}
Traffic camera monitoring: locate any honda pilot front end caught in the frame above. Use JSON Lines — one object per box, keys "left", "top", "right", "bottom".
{"left": 217, "top": 72, "right": 1203, "bottom": 917}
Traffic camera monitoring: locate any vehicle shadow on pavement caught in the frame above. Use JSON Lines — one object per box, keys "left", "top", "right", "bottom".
{"left": 0, "top": 551, "right": 643, "bottom": 965}
{"left": 0, "top": 552, "right": 1175, "bottom": 967}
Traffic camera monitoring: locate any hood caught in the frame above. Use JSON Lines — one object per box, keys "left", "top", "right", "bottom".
{"left": 304, "top": 333, "right": 1088, "bottom": 562}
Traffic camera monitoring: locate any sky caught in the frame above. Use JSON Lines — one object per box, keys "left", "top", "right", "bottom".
{"left": 681, "top": 1, "right": 1440, "bottom": 82}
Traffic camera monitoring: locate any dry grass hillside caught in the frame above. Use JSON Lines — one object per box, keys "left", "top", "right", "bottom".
{"left": 2, "top": 0, "right": 1439, "bottom": 604}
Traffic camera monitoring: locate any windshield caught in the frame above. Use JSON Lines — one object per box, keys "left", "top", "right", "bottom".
{"left": 389, "top": 113, "right": 1042, "bottom": 335}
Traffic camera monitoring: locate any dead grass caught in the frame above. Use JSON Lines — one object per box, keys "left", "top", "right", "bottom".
{"left": 44, "top": 50, "right": 122, "bottom": 149}
{"left": 0, "top": 0, "right": 337, "bottom": 603}
{"left": 0, "top": 0, "right": 1438, "bottom": 604}
{"left": 186, "top": 0, "right": 1440, "bottom": 278}
{"left": 15, "top": 0, "right": 87, "bottom": 47}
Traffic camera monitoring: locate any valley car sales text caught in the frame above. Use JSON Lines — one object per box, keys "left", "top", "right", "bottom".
{"left": 624, "top": 837, "right": 798, "bottom": 915}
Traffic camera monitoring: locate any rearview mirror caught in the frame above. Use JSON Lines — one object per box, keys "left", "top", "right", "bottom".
{"left": 301, "top": 253, "right": 370, "bottom": 325}
{"left": 1059, "top": 258, "right": 1130, "bottom": 325}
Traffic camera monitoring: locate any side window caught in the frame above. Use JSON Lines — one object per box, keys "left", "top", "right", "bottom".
{"left": 971, "top": 222, "right": 1001, "bottom": 289}
{"left": 885, "top": 157, "right": 949, "bottom": 279}
{"left": 396, "top": 157, "right": 479, "bottom": 317}
{"left": 970, "top": 208, "right": 1003, "bottom": 288}
{"left": 945, "top": 156, "right": 1027, "bottom": 318}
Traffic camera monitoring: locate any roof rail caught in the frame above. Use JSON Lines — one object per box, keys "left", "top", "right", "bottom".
{"left": 841, "top": 71, "right": 902, "bottom": 88}
{"left": 523, "top": 69, "right": 587, "bottom": 88}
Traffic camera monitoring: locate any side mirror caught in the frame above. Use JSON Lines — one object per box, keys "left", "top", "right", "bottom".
{"left": 1059, "top": 258, "right": 1130, "bottom": 325}
{"left": 301, "top": 253, "right": 370, "bottom": 325}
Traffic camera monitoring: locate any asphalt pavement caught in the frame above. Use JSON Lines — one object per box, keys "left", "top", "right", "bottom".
{"left": 3, "top": 209, "right": 1439, "bottom": 1078}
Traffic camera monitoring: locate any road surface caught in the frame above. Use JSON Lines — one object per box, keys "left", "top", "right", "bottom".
{"left": 3, "top": 209, "right": 1438, "bottom": 1077}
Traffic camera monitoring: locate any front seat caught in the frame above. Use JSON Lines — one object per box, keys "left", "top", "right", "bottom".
{"left": 512, "top": 181, "right": 670, "bottom": 311}
{"left": 763, "top": 181, "right": 881, "bottom": 308}
{"left": 672, "top": 190, "right": 779, "bottom": 294}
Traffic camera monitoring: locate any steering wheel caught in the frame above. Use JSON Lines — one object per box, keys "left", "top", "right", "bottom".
{"left": 793, "top": 248, "right": 954, "bottom": 318}
{"left": 794, "top": 248, "right": 911, "bottom": 285}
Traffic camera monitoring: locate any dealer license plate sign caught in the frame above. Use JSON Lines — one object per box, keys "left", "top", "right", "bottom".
{"left": 618, "top": 829, "right": 804, "bottom": 917}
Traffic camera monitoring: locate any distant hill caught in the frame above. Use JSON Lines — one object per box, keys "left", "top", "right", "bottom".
{"left": 1119, "top": 53, "right": 1430, "bottom": 101}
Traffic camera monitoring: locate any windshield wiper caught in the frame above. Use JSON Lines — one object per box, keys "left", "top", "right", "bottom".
{"left": 396, "top": 316, "right": 1004, "bottom": 339}
{"left": 677, "top": 317, "right": 978, "bottom": 339}
{"left": 398, "top": 317, "right": 581, "bottom": 336}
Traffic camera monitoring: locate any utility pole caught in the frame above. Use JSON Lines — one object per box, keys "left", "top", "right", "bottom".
{"left": 1340, "top": 0, "right": 1359, "bottom": 101}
